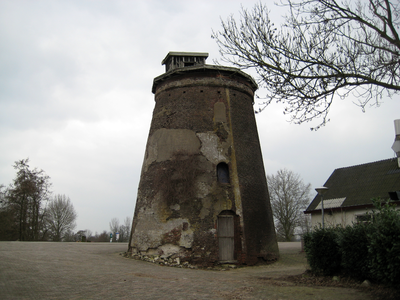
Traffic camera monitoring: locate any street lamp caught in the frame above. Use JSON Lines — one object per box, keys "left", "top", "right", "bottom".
{"left": 315, "top": 187, "right": 329, "bottom": 229}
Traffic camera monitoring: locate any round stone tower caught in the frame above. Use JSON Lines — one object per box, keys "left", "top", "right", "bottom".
{"left": 128, "top": 52, "right": 278, "bottom": 266}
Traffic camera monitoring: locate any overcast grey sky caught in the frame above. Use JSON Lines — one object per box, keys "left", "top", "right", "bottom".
{"left": 1, "top": 0, "right": 398, "bottom": 234}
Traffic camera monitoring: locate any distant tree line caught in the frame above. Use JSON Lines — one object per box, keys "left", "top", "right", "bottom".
{"left": 0, "top": 159, "right": 77, "bottom": 241}
{"left": 1, "top": 159, "right": 134, "bottom": 243}
{"left": 68, "top": 217, "right": 131, "bottom": 243}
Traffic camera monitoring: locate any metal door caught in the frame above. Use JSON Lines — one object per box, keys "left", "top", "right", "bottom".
{"left": 218, "top": 215, "right": 234, "bottom": 261}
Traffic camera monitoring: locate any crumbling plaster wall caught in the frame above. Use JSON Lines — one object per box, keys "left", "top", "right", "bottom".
{"left": 131, "top": 127, "right": 232, "bottom": 246}
{"left": 129, "top": 68, "right": 278, "bottom": 265}
{"left": 130, "top": 77, "right": 245, "bottom": 264}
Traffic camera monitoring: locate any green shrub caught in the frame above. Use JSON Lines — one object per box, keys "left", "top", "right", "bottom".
{"left": 367, "top": 200, "right": 400, "bottom": 286}
{"left": 304, "top": 199, "right": 400, "bottom": 285}
{"left": 303, "top": 227, "right": 342, "bottom": 276}
{"left": 337, "top": 223, "right": 371, "bottom": 280}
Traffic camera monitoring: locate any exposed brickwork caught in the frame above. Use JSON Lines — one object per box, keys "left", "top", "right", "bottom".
{"left": 129, "top": 56, "right": 278, "bottom": 266}
{"left": 230, "top": 90, "right": 279, "bottom": 263}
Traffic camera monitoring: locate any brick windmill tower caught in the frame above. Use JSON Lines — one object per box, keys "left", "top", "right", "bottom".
{"left": 128, "top": 52, "right": 278, "bottom": 266}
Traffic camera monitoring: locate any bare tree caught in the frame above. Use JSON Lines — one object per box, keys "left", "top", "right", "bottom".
{"left": 109, "top": 217, "right": 119, "bottom": 242}
{"left": 108, "top": 217, "right": 131, "bottom": 242}
{"left": 63, "top": 229, "right": 77, "bottom": 242}
{"left": 117, "top": 217, "right": 131, "bottom": 242}
{"left": 47, "top": 194, "right": 77, "bottom": 241}
{"left": 85, "top": 229, "right": 93, "bottom": 241}
{"left": 298, "top": 213, "right": 312, "bottom": 235}
{"left": 5, "top": 159, "right": 51, "bottom": 241}
{"left": 92, "top": 230, "right": 110, "bottom": 242}
{"left": 213, "top": 0, "right": 400, "bottom": 130}
{"left": 123, "top": 216, "right": 131, "bottom": 242}
{"left": 0, "top": 184, "right": 5, "bottom": 204}
{"left": 267, "top": 169, "right": 311, "bottom": 241}
{"left": 0, "top": 184, "right": 19, "bottom": 241}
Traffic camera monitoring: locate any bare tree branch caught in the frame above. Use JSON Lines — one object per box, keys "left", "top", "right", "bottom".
{"left": 212, "top": 0, "right": 400, "bottom": 130}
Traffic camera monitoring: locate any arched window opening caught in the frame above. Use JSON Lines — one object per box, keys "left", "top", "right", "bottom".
{"left": 217, "top": 163, "right": 230, "bottom": 184}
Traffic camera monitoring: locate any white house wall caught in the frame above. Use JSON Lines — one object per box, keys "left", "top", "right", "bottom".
{"left": 310, "top": 207, "right": 372, "bottom": 228}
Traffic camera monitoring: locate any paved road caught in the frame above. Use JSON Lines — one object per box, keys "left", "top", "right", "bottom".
{"left": 0, "top": 242, "right": 370, "bottom": 300}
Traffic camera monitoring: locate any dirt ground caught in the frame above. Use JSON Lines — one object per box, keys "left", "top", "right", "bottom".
{"left": 0, "top": 241, "right": 398, "bottom": 299}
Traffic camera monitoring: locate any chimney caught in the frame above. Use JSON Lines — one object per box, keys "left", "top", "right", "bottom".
{"left": 392, "top": 119, "right": 400, "bottom": 168}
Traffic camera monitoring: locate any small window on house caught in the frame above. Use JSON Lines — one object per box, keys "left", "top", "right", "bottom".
{"left": 356, "top": 214, "right": 371, "bottom": 223}
{"left": 217, "top": 163, "right": 230, "bottom": 184}
{"left": 389, "top": 191, "right": 400, "bottom": 200}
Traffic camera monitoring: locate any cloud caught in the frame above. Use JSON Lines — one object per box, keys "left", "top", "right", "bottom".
{"left": 0, "top": 0, "right": 398, "bottom": 233}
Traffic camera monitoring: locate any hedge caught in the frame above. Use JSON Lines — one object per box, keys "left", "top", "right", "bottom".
{"left": 303, "top": 199, "right": 400, "bottom": 286}
{"left": 303, "top": 226, "right": 342, "bottom": 276}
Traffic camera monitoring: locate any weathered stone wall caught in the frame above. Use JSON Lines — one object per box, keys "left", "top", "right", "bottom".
{"left": 229, "top": 89, "right": 279, "bottom": 264}
{"left": 129, "top": 67, "right": 278, "bottom": 266}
